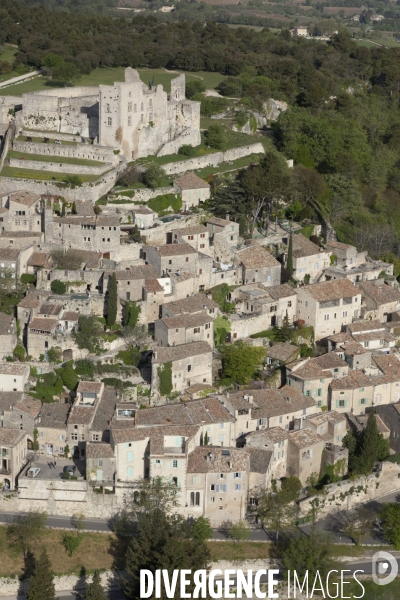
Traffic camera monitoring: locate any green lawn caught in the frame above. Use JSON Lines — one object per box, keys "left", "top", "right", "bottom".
{"left": 196, "top": 152, "right": 263, "bottom": 178}
{"left": 0, "top": 45, "right": 32, "bottom": 84}
{"left": 354, "top": 37, "right": 400, "bottom": 49}
{"left": 0, "top": 166, "right": 100, "bottom": 182}
{"left": 8, "top": 150, "right": 104, "bottom": 167}
{"left": 1, "top": 67, "right": 225, "bottom": 96}
{"left": 16, "top": 136, "right": 77, "bottom": 146}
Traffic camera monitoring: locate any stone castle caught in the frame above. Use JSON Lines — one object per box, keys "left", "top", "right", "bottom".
{"left": 18, "top": 68, "right": 201, "bottom": 159}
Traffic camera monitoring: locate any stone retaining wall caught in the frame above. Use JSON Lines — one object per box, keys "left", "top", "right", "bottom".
{"left": 108, "top": 186, "right": 172, "bottom": 205}
{"left": 22, "top": 129, "right": 82, "bottom": 143}
{"left": 9, "top": 157, "right": 112, "bottom": 176}
{"left": 13, "top": 140, "right": 117, "bottom": 164}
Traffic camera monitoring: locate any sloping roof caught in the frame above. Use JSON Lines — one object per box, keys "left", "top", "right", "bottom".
{"left": 132, "top": 205, "right": 156, "bottom": 215}
{"left": 111, "top": 264, "right": 158, "bottom": 281}
{"left": 152, "top": 341, "right": 213, "bottom": 363}
{"left": 111, "top": 424, "right": 199, "bottom": 447}
{"left": 236, "top": 244, "right": 280, "bottom": 269}
{"left": 28, "top": 318, "right": 57, "bottom": 332}
{"left": 86, "top": 442, "right": 115, "bottom": 459}
{"left": 77, "top": 381, "right": 103, "bottom": 394}
{"left": 289, "top": 427, "right": 323, "bottom": 449}
{"left": 347, "top": 319, "right": 385, "bottom": 334}
{"left": 9, "top": 191, "right": 40, "bottom": 207}
{"left": 174, "top": 173, "right": 210, "bottom": 190}
{"left": 247, "top": 427, "right": 289, "bottom": 444}
{"left": 38, "top": 303, "right": 62, "bottom": 316}
{"left": 0, "top": 248, "right": 21, "bottom": 261}
{"left": 18, "top": 291, "right": 49, "bottom": 309}
{"left": 187, "top": 446, "right": 249, "bottom": 473}
{"left": 268, "top": 284, "right": 296, "bottom": 300}
{"left": 148, "top": 243, "right": 197, "bottom": 257}
{"left": 39, "top": 403, "right": 69, "bottom": 429}
{"left": 373, "top": 354, "right": 400, "bottom": 377}
{"left": 0, "top": 312, "right": 14, "bottom": 336}
{"left": 228, "top": 386, "right": 316, "bottom": 418}
{"left": 247, "top": 447, "right": 272, "bottom": 473}
{"left": 14, "top": 396, "right": 42, "bottom": 417}
{"left": 160, "top": 311, "right": 212, "bottom": 329}
{"left": 206, "top": 217, "right": 230, "bottom": 227}
{"left": 329, "top": 370, "right": 372, "bottom": 390}
{"left": 135, "top": 397, "right": 233, "bottom": 427}
{"left": 0, "top": 428, "right": 26, "bottom": 446}
{"left": 266, "top": 343, "right": 299, "bottom": 363}
{"left": 174, "top": 225, "right": 208, "bottom": 236}
{"left": 359, "top": 281, "right": 400, "bottom": 305}
{"left": 27, "top": 253, "right": 52, "bottom": 269}
{"left": 62, "top": 311, "right": 79, "bottom": 321}
{"left": 0, "top": 363, "right": 28, "bottom": 376}
{"left": 144, "top": 279, "right": 163, "bottom": 293}
{"left": 301, "top": 279, "right": 360, "bottom": 302}
{"left": 162, "top": 293, "right": 218, "bottom": 316}
{"left": 292, "top": 234, "right": 322, "bottom": 258}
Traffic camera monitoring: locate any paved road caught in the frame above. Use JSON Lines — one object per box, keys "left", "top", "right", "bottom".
{"left": 0, "top": 70, "right": 41, "bottom": 89}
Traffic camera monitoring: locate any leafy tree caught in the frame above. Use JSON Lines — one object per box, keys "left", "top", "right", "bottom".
{"left": 42, "top": 52, "right": 64, "bottom": 77}
{"left": 380, "top": 503, "right": 400, "bottom": 549}
{"left": 61, "top": 533, "right": 82, "bottom": 557}
{"left": 124, "top": 508, "right": 211, "bottom": 600}
{"left": 107, "top": 273, "right": 118, "bottom": 327}
{"left": 85, "top": 571, "right": 108, "bottom": 600}
{"left": 283, "top": 532, "right": 339, "bottom": 582}
{"left": 52, "top": 59, "right": 79, "bottom": 85}
{"left": 142, "top": 163, "right": 167, "bottom": 189}
{"left": 57, "top": 361, "right": 78, "bottom": 390}
{"left": 26, "top": 549, "right": 56, "bottom": 600}
{"left": 74, "top": 359, "right": 94, "bottom": 378}
{"left": 287, "top": 232, "right": 293, "bottom": 277}
{"left": 209, "top": 179, "right": 248, "bottom": 227}
{"left": 7, "top": 512, "right": 47, "bottom": 557}
{"left": 178, "top": 144, "right": 196, "bottom": 156}
{"left": 73, "top": 315, "right": 103, "bottom": 353}
{"left": 185, "top": 80, "right": 206, "bottom": 99}
{"left": 50, "top": 279, "right": 67, "bottom": 295}
{"left": 274, "top": 311, "right": 292, "bottom": 343}
{"left": 51, "top": 249, "right": 84, "bottom": 270}
{"left": 280, "top": 476, "right": 302, "bottom": 504}
{"left": 256, "top": 491, "right": 298, "bottom": 543}
{"left": 47, "top": 346, "right": 62, "bottom": 363}
{"left": 206, "top": 123, "right": 227, "bottom": 149}
{"left": 13, "top": 344, "right": 26, "bottom": 361}
{"left": 213, "top": 315, "right": 231, "bottom": 346}
{"left": 380, "top": 252, "right": 400, "bottom": 279}
{"left": 222, "top": 341, "right": 266, "bottom": 384}
{"left": 228, "top": 520, "right": 250, "bottom": 542}
{"left": 192, "top": 516, "right": 213, "bottom": 542}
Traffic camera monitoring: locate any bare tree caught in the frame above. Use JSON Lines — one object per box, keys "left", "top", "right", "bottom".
{"left": 123, "top": 324, "right": 149, "bottom": 350}
{"left": 51, "top": 248, "right": 85, "bottom": 270}
{"left": 353, "top": 223, "right": 396, "bottom": 258}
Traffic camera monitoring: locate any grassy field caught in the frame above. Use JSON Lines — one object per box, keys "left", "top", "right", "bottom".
{"left": 0, "top": 166, "right": 100, "bottom": 182}
{"left": 8, "top": 150, "right": 104, "bottom": 167}
{"left": 346, "top": 578, "right": 400, "bottom": 599}
{"left": 354, "top": 37, "right": 400, "bottom": 49}
{"left": 0, "top": 45, "right": 29, "bottom": 84}
{"left": 1, "top": 67, "right": 226, "bottom": 96}
{"left": 207, "top": 541, "right": 271, "bottom": 561}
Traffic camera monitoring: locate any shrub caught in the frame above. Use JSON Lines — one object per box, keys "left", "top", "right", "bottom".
{"left": 13, "top": 345, "right": 26, "bottom": 362}
{"left": 62, "top": 533, "right": 82, "bottom": 557}
{"left": 158, "top": 361, "right": 173, "bottom": 396}
{"left": 74, "top": 359, "right": 94, "bottom": 378}
{"left": 20, "top": 273, "right": 36, "bottom": 285}
{"left": 178, "top": 144, "right": 196, "bottom": 156}
{"left": 206, "top": 124, "right": 227, "bottom": 150}
{"left": 142, "top": 163, "right": 167, "bottom": 189}
{"left": 56, "top": 361, "right": 78, "bottom": 390}
{"left": 51, "top": 279, "right": 67, "bottom": 295}
{"left": 186, "top": 80, "right": 206, "bottom": 99}
{"left": 117, "top": 348, "right": 141, "bottom": 366}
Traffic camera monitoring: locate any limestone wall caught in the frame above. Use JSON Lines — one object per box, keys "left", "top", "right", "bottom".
{"left": 9, "top": 157, "right": 112, "bottom": 176}
{"left": 13, "top": 140, "right": 117, "bottom": 164}
{"left": 160, "top": 142, "right": 265, "bottom": 175}
{"left": 298, "top": 460, "right": 400, "bottom": 519}
{"left": 22, "top": 129, "right": 82, "bottom": 142}
{"left": 108, "top": 186, "right": 172, "bottom": 205}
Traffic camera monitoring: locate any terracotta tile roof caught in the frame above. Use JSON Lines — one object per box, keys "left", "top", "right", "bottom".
{"left": 206, "top": 217, "right": 230, "bottom": 227}
{"left": 160, "top": 311, "right": 212, "bottom": 329}
{"left": 144, "top": 279, "right": 163, "bottom": 292}
{"left": 152, "top": 341, "right": 212, "bottom": 363}
{"left": 73, "top": 201, "right": 95, "bottom": 217}
{"left": 62, "top": 311, "right": 79, "bottom": 321}
{"left": 338, "top": 342, "right": 369, "bottom": 356}
{"left": 0, "top": 428, "right": 26, "bottom": 446}
{"left": 359, "top": 281, "right": 400, "bottom": 305}
{"left": 148, "top": 243, "right": 197, "bottom": 257}
{"left": 247, "top": 426, "right": 289, "bottom": 444}
{"left": 162, "top": 293, "right": 218, "bottom": 316}
{"left": 111, "top": 265, "right": 158, "bottom": 281}
{"left": 111, "top": 424, "right": 199, "bottom": 446}
{"left": 348, "top": 320, "right": 385, "bottom": 334}
{"left": 132, "top": 206, "right": 156, "bottom": 215}
{"left": 18, "top": 291, "right": 48, "bottom": 309}
{"left": 187, "top": 446, "right": 249, "bottom": 473}
{"left": 247, "top": 447, "right": 273, "bottom": 473}
{"left": 373, "top": 354, "right": 400, "bottom": 377}
{"left": 28, "top": 318, "right": 57, "bottom": 332}
{"left": 136, "top": 397, "right": 233, "bottom": 427}
{"left": 68, "top": 405, "right": 94, "bottom": 425}
{"left": 327, "top": 332, "right": 354, "bottom": 344}
{"left": 228, "top": 386, "right": 316, "bottom": 418}
{"left": 38, "top": 303, "right": 62, "bottom": 316}
{"left": 86, "top": 442, "right": 115, "bottom": 459}
{"left": 57, "top": 215, "right": 120, "bottom": 227}
{"left": 77, "top": 381, "right": 103, "bottom": 394}
{"left": 236, "top": 244, "right": 280, "bottom": 269}
{"left": 329, "top": 370, "right": 372, "bottom": 390}
{"left": 0, "top": 248, "right": 21, "bottom": 261}
{"left": 91, "top": 386, "right": 118, "bottom": 434}
{"left": 174, "top": 173, "right": 210, "bottom": 190}
{"left": 3, "top": 231, "right": 42, "bottom": 238}
{"left": 312, "top": 352, "right": 349, "bottom": 370}
{"left": 79, "top": 250, "right": 102, "bottom": 268}
{"left": 14, "top": 396, "right": 41, "bottom": 417}
{"left": 292, "top": 234, "right": 322, "bottom": 259}
{"left": 27, "top": 253, "right": 52, "bottom": 268}
{"left": 301, "top": 279, "right": 360, "bottom": 302}
{"left": 306, "top": 410, "right": 346, "bottom": 427}
{"left": 352, "top": 331, "right": 394, "bottom": 344}
{"left": 326, "top": 240, "right": 355, "bottom": 251}
{"left": 268, "top": 284, "right": 296, "bottom": 300}
{"left": 0, "top": 363, "right": 28, "bottom": 376}
{"left": 9, "top": 191, "right": 40, "bottom": 207}
{"left": 289, "top": 427, "right": 323, "bottom": 449}
{"left": 169, "top": 271, "right": 195, "bottom": 283}
{"left": 39, "top": 404, "right": 69, "bottom": 428}
{"left": 174, "top": 225, "right": 208, "bottom": 236}
{"left": 266, "top": 343, "right": 299, "bottom": 363}
{"left": 0, "top": 312, "right": 15, "bottom": 336}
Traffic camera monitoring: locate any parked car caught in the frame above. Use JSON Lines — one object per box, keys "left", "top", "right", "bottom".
{"left": 26, "top": 467, "right": 40, "bottom": 478}
{"left": 63, "top": 465, "right": 76, "bottom": 475}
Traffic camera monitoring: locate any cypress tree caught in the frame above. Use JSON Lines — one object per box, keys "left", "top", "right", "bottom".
{"left": 107, "top": 273, "right": 118, "bottom": 327}
{"left": 85, "top": 571, "right": 108, "bottom": 600}
{"left": 357, "top": 411, "right": 385, "bottom": 474}
{"left": 287, "top": 231, "right": 294, "bottom": 277}
{"left": 26, "top": 549, "right": 56, "bottom": 600}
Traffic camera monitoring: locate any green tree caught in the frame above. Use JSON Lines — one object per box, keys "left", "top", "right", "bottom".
{"left": 280, "top": 476, "right": 302, "bottom": 504}
{"left": 13, "top": 344, "right": 26, "bottom": 361}
{"left": 33, "top": 428, "right": 39, "bottom": 452}
{"left": 283, "top": 532, "right": 339, "bottom": 582}
{"left": 185, "top": 80, "right": 206, "bottom": 99}
{"left": 47, "top": 346, "right": 62, "bottom": 363}
{"left": 287, "top": 232, "right": 293, "bottom": 276}
{"left": 274, "top": 311, "right": 292, "bottom": 343}
{"left": 192, "top": 516, "right": 213, "bottom": 542}
{"left": 52, "top": 60, "right": 79, "bottom": 85}
{"left": 380, "top": 503, "right": 400, "bottom": 549}
{"left": 228, "top": 520, "right": 250, "bottom": 542}
{"left": 61, "top": 533, "right": 82, "bottom": 557}
{"left": 213, "top": 315, "right": 231, "bottom": 346}
{"left": 124, "top": 509, "right": 211, "bottom": 600}
{"left": 51, "top": 249, "right": 84, "bottom": 270}
{"left": 124, "top": 302, "right": 141, "bottom": 328}
{"left": 222, "top": 341, "right": 266, "bottom": 384}
{"left": 142, "top": 163, "right": 167, "bottom": 189}
{"left": 7, "top": 512, "right": 47, "bottom": 557}
{"left": 356, "top": 411, "right": 390, "bottom": 474}
{"left": 158, "top": 361, "right": 173, "bottom": 396}
{"left": 42, "top": 52, "right": 64, "bottom": 78}
{"left": 73, "top": 315, "right": 103, "bottom": 353}
{"left": 57, "top": 361, "right": 78, "bottom": 390}
{"left": 26, "top": 549, "right": 56, "bottom": 600}
{"left": 107, "top": 273, "right": 118, "bottom": 327}
{"left": 206, "top": 123, "right": 227, "bottom": 149}
{"left": 85, "top": 571, "right": 108, "bottom": 600}
{"left": 64, "top": 444, "right": 70, "bottom": 458}
{"left": 203, "top": 431, "right": 210, "bottom": 446}
{"left": 256, "top": 491, "right": 298, "bottom": 543}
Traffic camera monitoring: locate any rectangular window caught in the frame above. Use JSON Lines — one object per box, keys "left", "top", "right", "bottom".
{"left": 128, "top": 116, "right": 132, "bottom": 126}
{"left": 337, "top": 399, "right": 346, "bottom": 408}
{"left": 127, "top": 451, "right": 133, "bottom": 462}
{"left": 107, "top": 117, "right": 112, "bottom": 126}
{"left": 172, "top": 460, "right": 178, "bottom": 468}
{"left": 324, "top": 314, "right": 329, "bottom": 320}
{"left": 128, "top": 102, "right": 132, "bottom": 111}
{"left": 235, "top": 483, "right": 242, "bottom": 491}
{"left": 234, "top": 472, "right": 241, "bottom": 479}
{"left": 317, "top": 389, "right": 322, "bottom": 397}
{"left": 127, "top": 466, "right": 133, "bottom": 477}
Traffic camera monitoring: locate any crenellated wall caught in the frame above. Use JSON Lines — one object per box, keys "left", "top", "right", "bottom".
{"left": 9, "top": 158, "right": 113, "bottom": 175}
{"left": 13, "top": 140, "right": 118, "bottom": 164}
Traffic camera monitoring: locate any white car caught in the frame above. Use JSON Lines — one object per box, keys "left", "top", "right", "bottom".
{"left": 26, "top": 467, "right": 40, "bottom": 478}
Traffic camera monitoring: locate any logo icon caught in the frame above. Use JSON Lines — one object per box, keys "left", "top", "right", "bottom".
{"left": 372, "top": 551, "right": 398, "bottom": 585}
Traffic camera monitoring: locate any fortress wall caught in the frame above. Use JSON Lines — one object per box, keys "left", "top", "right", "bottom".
{"left": 22, "top": 130, "right": 82, "bottom": 142}
{"left": 8, "top": 158, "right": 113, "bottom": 175}
{"left": 13, "top": 141, "right": 117, "bottom": 164}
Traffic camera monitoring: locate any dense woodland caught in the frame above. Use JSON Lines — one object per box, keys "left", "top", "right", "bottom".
{"left": 2, "top": 1, "right": 400, "bottom": 257}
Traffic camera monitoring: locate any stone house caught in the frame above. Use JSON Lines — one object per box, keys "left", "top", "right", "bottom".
{"left": 151, "top": 341, "right": 213, "bottom": 394}
{"left": 335, "top": 342, "right": 372, "bottom": 371}
{"left": 142, "top": 278, "right": 165, "bottom": 323}
{"left": 51, "top": 215, "right": 121, "bottom": 259}
{"left": 26, "top": 252, "right": 53, "bottom": 280}
{"left": 0, "top": 363, "right": 29, "bottom": 391}
{"left": 86, "top": 442, "right": 116, "bottom": 487}
{"left": 109, "top": 264, "right": 159, "bottom": 302}
{"left": 143, "top": 243, "right": 198, "bottom": 277}
{"left": 288, "top": 234, "right": 331, "bottom": 284}
{"left": 0, "top": 231, "right": 43, "bottom": 250}
{"left": 235, "top": 243, "right": 281, "bottom": 287}
{"left": 372, "top": 403, "right": 400, "bottom": 453}
{"left": 36, "top": 403, "right": 69, "bottom": 457}
{"left": 247, "top": 447, "right": 274, "bottom": 497}
{"left": 61, "top": 311, "right": 79, "bottom": 332}
{"left": 0, "top": 428, "right": 28, "bottom": 490}
{"left": 161, "top": 292, "right": 218, "bottom": 319}
{"left": 154, "top": 311, "right": 213, "bottom": 347}
{"left": 168, "top": 271, "right": 197, "bottom": 301}
{"left": 246, "top": 427, "right": 289, "bottom": 482}
{"left": 0, "top": 312, "right": 17, "bottom": 359}
{"left": 323, "top": 241, "right": 393, "bottom": 284}
{"left": 0, "top": 392, "right": 41, "bottom": 440}
{"left": 265, "top": 343, "right": 300, "bottom": 367}
{"left": 205, "top": 217, "right": 240, "bottom": 264}
{"left": 329, "top": 370, "right": 374, "bottom": 415}
{"left": 286, "top": 353, "right": 350, "bottom": 409}
{"left": 171, "top": 225, "right": 210, "bottom": 254}
{"left": 346, "top": 320, "right": 395, "bottom": 352}
{"left": 295, "top": 279, "right": 362, "bottom": 341}
{"left": 0, "top": 190, "right": 42, "bottom": 233}
{"left": 287, "top": 428, "right": 325, "bottom": 485}
{"left": 173, "top": 173, "right": 210, "bottom": 210}
{"left": 0, "top": 245, "right": 34, "bottom": 280}
{"left": 186, "top": 446, "right": 249, "bottom": 526}
{"left": 302, "top": 411, "right": 347, "bottom": 446}
{"left": 359, "top": 280, "right": 400, "bottom": 322}
{"left": 27, "top": 317, "right": 58, "bottom": 359}
{"left": 132, "top": 206, "right": 157, "bottom": 229}
{"left": 17, "top": 290, "right": 50, "bottom": 328}
{"left": 231, "top": 283, "right": 297, "bottom": 328}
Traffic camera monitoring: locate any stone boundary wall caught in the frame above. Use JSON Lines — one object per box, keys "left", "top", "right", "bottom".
{"left": 22, "top": 129, "right": 82, "bottom": 142}
{"left": 0, "top": 125, "right": 12, "bottom": 172}
{"left": 299, "top": 460, "right": 400, "bottom": 519}
{"left": 9, "top": 157, "right": 113, "bottom": 176}
{"left": 159, "top": 143, "right": 265, "bottom": 175}
{"left": 13, "top": 140, "right": 117, "bottom": 164}
{"left": 108, "top": 186, "right": 173, "bottom": 205}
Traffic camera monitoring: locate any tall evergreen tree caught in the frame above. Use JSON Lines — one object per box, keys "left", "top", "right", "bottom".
{"left": 26, "top": 549, "right": 56, "bottom": 600}
{"left": 287, "top": 231, "right": 294, "bottom": 276}
{"left": 355, "top": 411, "right": 389, "bottom": 474}
{"left": 85, "top": 571, "right": 108, "bottom": 600}
{"left": 107, "top": 273, "right": 118, "bottom": 327}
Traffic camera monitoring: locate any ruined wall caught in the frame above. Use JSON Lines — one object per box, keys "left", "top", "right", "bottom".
{"left": 9, "top": 158, "right": 112, "bottom": 176}
{"left": 108, "top": 186, "right": 172, "bottom": 205}
{"left": 13, "top": 141, "right": 117, "bottom": 164}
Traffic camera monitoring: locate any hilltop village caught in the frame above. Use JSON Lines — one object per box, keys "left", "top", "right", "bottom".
{"left": 0, "top": 68, "right": 400, "bottom": 527}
